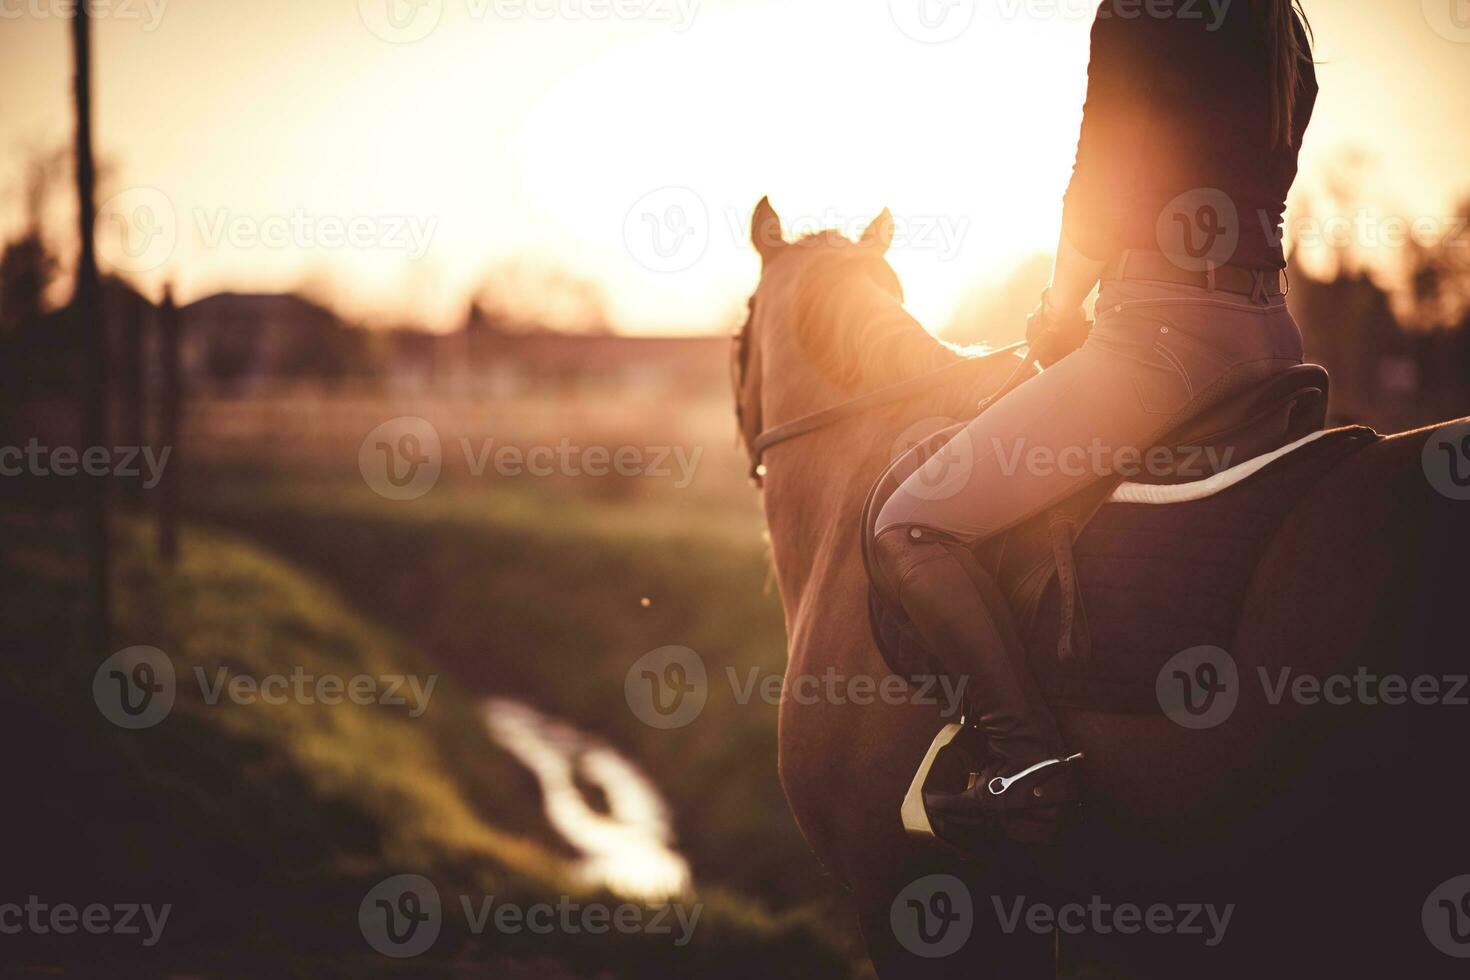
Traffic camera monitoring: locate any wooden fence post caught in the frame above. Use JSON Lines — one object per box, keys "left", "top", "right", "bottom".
{"left": 73, "top": 0, "right": 109, "bottom": 651}
{"left": 122, "top": 289, "right": 146, "bottom": 501}
{"left": 156, "top": 286, "right": 181, "bottom": 563}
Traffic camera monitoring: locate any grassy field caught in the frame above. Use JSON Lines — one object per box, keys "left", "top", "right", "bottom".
{"left": 0, "top": 383, "right": 877, "bottom": 973}
{"left": 180, "top": 459, "right": 849, "bottom": 913}
{"left": 1, "top": 506, "right": 858, "bottom": 976}
{"left": 172, "top": 390, "right": 849, "bottom": 914}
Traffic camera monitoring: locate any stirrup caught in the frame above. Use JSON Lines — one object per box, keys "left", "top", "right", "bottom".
{"left": 902, "top": 723, "right": 1083, "bottom": 843}
{"left": 901, "top": 722, "right": 973, "bottom": 840}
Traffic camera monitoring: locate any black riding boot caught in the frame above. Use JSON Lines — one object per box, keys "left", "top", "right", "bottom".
{"left": 874, "top": 524, "right": 1080, "bottom": 844}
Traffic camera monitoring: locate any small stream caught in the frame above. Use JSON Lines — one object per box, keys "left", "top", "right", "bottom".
{"left": 479, "top": 699, "right": 692, "bottom": 901}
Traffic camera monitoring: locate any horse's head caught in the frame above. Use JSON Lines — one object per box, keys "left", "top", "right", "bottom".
{"left": 731, "top": 196, "right": 906, "bottom": 480}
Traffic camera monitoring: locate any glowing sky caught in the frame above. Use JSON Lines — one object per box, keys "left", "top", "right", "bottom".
{"left": 2, "top": 0, "right": 1468, "bottom": 334}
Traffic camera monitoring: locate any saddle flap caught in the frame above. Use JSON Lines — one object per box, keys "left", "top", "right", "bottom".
{"left": 860, "top": 421, "right": 967, "bottom": 607}
{"left": 862, "top": 419, "right": 1102, "bottom": 672}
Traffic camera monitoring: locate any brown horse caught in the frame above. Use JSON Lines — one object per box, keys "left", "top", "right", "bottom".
{"left": 734, "top": 198, "right": 1470, "bottom": 978}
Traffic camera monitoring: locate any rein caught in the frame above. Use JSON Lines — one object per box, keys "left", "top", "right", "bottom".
{"left": 736, "top": 337, "right": 1031, "bottom": 483}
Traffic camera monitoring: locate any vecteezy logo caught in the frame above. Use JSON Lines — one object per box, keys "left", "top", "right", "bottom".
{"left": 1423, "top": 875, "right": 1470, "bottom": 957}
{"left": 360, "top": 874, "right": 442, "bottom": 957}
{"left": 1155, "top": 188, "right": 1240, "bottom": 273}
{"left": 890, "top": 874, "right": 973, "bottom": 958}
{"left": 1422, "top": 420, "right": 1470, "bottom": 501}
{"left": 888, "top": 0, "right": 976, "bottom": 44}
{"left": 359, "top": 0, "right": 444, "bottom": 42}
{"left": 93, "top": 646, "right": 176, "bottom": 729}
{"left": 624, "top": 645, "right": 707, "bottom": 729}
{"left": 95, "top": 187, "right": 177, "bottom": 273}
{"left": 889, "top": 417, "right": 973, "bottom": 503}
{"left": 622, "top": 187, "right": 709, "bottom": 274}
{"left": 1422, "top": 0, "right": 1470, "bottom": 42}
{"left": 359, "top": 417, "right": 442, "bottom": 501}
{"left": 1156, "top": 645, "right": 1239, "bottom": 730}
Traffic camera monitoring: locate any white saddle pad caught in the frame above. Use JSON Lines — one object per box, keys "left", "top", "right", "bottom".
{"left": 1109, "top": 429, "right": 1332, "bottom": 506}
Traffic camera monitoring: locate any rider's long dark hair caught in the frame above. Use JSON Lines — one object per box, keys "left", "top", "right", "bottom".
{"left": 1257, "top": 0, "right": 1314, "bottom": 148}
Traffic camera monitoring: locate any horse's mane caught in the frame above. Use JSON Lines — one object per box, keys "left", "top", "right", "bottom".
{"left": 789, "top": 235, "right": 965, "bottom": 393}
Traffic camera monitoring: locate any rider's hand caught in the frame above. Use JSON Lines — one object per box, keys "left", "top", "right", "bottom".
{"left": 1025, "top": 290, "right": 1091, "bottom": 368}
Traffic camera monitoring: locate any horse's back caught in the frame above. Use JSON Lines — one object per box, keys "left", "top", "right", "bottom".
{"left": 1075, "top": 419, "right": 1470, "bottom": 976}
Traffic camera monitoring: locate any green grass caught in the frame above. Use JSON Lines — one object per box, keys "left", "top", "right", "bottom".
{"left": 1, "top": 509, "right": 856, "bottom": 977}
{"left": 182, "top": 463, "right": 842, "bottom": 915}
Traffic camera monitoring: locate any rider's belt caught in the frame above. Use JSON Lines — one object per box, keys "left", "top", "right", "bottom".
{"left": 1102, "top": 249, "right": 1288, "bottom": 300}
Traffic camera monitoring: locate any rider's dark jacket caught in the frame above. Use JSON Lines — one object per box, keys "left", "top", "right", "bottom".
{"left": 1062, "top": 0, "right": 1318, "bottom": 270}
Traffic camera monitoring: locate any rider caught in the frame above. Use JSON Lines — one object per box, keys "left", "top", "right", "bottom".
{"left": 873, "top": 0, "right": 1317, "bottom": 843}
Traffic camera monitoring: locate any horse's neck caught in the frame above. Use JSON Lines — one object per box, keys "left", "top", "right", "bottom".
{"left": 760, "top": 379, "right": 981, "bottom": 640}
{"left": 754, "top": 271, "right": 999, "bottom": 644}
{"left": 761, "top": 427, "right": 881, "bottom": 624}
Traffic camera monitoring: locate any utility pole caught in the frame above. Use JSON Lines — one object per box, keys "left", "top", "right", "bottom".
{"left": 73, "top": 0, "right": 109, "bottom": 653}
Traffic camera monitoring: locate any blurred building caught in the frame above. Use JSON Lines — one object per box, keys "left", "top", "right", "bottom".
{"left": 180, "top": 292, "right": 369, "bottom": 392}
{"left": 369, "top": 303, "right": 727, "bottom": 397}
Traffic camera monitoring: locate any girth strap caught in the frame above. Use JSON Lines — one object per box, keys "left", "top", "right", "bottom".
{"left": 1048, "top": 515, "right": 1085, "bottom": 663}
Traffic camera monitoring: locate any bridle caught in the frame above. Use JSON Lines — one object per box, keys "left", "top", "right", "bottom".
{"left": 730, "top": 295, "right": 1032, "bottom": 486}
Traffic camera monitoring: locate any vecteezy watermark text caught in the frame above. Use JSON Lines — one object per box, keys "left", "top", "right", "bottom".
{"left": 358, "top": 875, "right": 700, "bottom": 958}
{"left": 0, "top": 897, "right": 170, "bottom": 947}
{"left": 1259, "top": 666, "right": 1469, "bottom": 708}
{"left": 460, "top": 438, "right": 702, "bottom": 489}
{"left": 193, "top": 209, "right": 437, "bottom": 261}
{"left": 358, "top": 0, "right": 698, "bottom": 45}
{"left": 357, "top": 418, "right": 706, "bottom": 501}
{"left": 93, "top": 646, "right": 439, "bottom": 730}
{"left": 725, "top": 666, "right": 967, "bottom": 714}
{"left": 459, "top": 895, "right": 699, "bottom": 944}
{"left": 0, "top": 440, "right": 170, "bottom": 488}
{"left": 731, "top": 206, "right": 971, "bottom": 263}
{"left": 998, "top": 0, "right": 1231, "bottom": 29}
{"left": 993, "top": 895, "right": 1235, "bottom": 948}
{"left": 0, "top": 0, "right": 169, "bottom": 30}
{"left": 194, "top": 666, "right": 438, "bottom": 717}
{"left": 888, "top": 875, "right": 1234, "bottom": 960}
{"left": 992, "top": 438, "right": 1235, "bottom": 481}
{"left": 624, "top": 645, "right": 968, "bottom": 729}
{"left": 890, "top": 0, "right": 1231, "bottom": 45}
{"left": 488, "top": 0, "right": 697, "bottom": 28}
{"left": 1157, "top": 645, "right": 1470, "bottom": 730}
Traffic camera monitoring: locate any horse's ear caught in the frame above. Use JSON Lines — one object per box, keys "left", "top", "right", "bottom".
{"left": 751, "top": 196, "right": 785, "bottom": 261}
{"left": 859, "top": 208, "right": 895, "bottom": 254}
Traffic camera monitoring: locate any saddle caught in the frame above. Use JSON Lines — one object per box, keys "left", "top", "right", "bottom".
{"left": 861, "top": 364, "right": 1379, "bottom": 842}
{"left": 862, "top": 364, "right": 1376, "bottom": 707}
